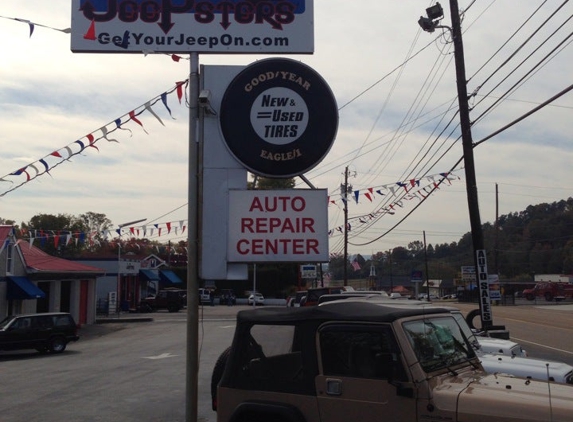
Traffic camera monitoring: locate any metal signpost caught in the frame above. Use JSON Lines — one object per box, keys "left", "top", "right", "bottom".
{"left": 71, "top": 2, "right": 317, "bottom": 421}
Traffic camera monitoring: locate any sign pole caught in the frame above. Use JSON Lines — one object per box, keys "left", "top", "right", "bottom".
{"left": 186, "top": 52, "right": 200, "bottom": 422}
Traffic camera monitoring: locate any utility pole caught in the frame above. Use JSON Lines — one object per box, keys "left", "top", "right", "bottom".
{"left": 448, "top": 0, "right": 492, "bottom": 330}
{"left": 342, "top": 166, "right": 349, "bottom": 286}
{"left": 494, "top": 183, "right": 499, "bottom": 275}
{"left": 388, "top": 249, "right": 393, "bottom": 295}
{"left": 419, "top": 1, "right": 495, "bottom": 330}
{"left": 423, "top": 231, "right": 431, "bottom": 301}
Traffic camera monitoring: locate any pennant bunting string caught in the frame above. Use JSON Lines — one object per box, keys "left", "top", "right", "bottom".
{"left": 0, "top": 80, "right": 189, "bottom": 197}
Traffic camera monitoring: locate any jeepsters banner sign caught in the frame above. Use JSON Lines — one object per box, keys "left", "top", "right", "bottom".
{"left": 227, "top": 189, "right": 328, "bottom": 262}
{"left": 71, "top": 0, "right": 314, "bottom": 53}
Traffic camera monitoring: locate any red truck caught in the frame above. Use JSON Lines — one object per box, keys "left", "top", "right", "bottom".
{"left": 523, "top": 281, "right": 573, "bottom": 301}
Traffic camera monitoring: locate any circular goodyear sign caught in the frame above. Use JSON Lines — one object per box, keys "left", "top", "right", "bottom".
{"left": 219, "top": 58, "right": 338, "bottom": 178}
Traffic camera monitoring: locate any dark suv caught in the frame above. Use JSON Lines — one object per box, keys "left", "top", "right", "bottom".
{"left": 139, "top": 288, "right": 187, "bottom": 312}
{"left": 0, "top": 312, "right": 79, "bottom": 354}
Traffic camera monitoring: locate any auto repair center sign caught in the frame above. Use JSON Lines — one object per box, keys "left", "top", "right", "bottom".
{"left": 227, "top": 189, "right": 328, "bottom": 262}
{"left": 71, "top": 0, "right": 314, "bottom": 53}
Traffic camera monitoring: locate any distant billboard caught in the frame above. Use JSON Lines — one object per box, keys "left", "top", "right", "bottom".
{"left": 71, "top": 0, "right": 314, "bottom": 53}
{"left": 300, "top": 264, "right": 317, "bottom": 279}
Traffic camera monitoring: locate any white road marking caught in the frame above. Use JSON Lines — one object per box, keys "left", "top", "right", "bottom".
{"left": 143, "top": 352, "right": 179, "bottom": 359}
{"left": 511, "top": 337, "right": 573, "bottom": 356}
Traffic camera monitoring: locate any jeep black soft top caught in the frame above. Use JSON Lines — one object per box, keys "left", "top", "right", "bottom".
{"left": 236, "top": 301, "right": 450, "bottom": 324}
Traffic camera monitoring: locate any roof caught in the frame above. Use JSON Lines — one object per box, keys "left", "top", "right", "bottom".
{"left": 236, "top": 301, "right": 451, "bottom": 325}
{"left": 140, "top": 269, "right": 161, "bottom": 281}
{"left": 4, "top": 312, "right": 73, "bottom": 318}
{"left": 6, "top": 276, "right": 46, "bottom": 300}
{"left": 19, "top": 244, "right": 103, "bottom": 274}
{"left": 0, "top": 225, "right": 14, "bottom": 244}
{"left": 159, "top": 269, "right": 182, "bottom": 284}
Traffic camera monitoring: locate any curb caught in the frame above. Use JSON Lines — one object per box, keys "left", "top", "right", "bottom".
{"left": 96, "top": 317, "right": 154, "bottom": 324}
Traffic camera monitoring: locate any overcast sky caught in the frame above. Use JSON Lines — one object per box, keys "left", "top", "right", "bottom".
{"left": 1, "top": 1, "right": 572, "bottom": 259}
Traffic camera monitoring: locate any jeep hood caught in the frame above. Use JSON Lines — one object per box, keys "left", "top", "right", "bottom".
{"left": 433, "top": 373, "right": 573, "bottom": 421}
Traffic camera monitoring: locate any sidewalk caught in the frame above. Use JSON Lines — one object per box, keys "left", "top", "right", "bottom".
{"left": 78, "top": 313, "right": 154, "bottom": 340}
{"left": 78, "top": 321, "right": 133, "bottom": 340}
{"left": 80, "top": 304, "right": 267, "bottom": 340}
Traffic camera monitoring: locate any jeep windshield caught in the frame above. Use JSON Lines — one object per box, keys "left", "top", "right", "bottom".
{"left": 403, "top": 316, "right": 476, "bottom": 373}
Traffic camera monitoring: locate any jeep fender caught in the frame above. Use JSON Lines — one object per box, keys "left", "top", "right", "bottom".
{"left": 229, "top": 401, "right": 306, "bottom": 422}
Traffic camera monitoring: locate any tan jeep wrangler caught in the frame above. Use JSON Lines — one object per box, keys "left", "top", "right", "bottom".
{"left": 212, "top": 301, "right": 572, "bottom": 422}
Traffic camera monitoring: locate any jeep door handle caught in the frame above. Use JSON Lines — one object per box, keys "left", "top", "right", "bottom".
{"left": 325, "top": 378, "right": 342, "bottom": 396}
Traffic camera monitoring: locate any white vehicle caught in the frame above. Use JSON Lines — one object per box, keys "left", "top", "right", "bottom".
{"left": 472, "top": 331, "right": 573, "bottom": 385}
{"left": 247, "top": 293, "right": 265, "bottom": 306}
{"left": 476, "top": 337, "right": 528, "bottom": 357}
{"left": 479, "top": 354, "right": 573, "bottom": 385}
{"left": 198, "top": 288, "right": 211, "bottom": 304}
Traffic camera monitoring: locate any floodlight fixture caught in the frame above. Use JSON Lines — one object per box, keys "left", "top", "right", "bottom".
{"left": 426, "top": 3, "right": 444, "bottom": 20}
{"left": 418, "top": 16, "right": 436, "bottom": 33}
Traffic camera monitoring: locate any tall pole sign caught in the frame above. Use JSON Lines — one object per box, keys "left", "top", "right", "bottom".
{"left": 71, "top": 0, "right": 314, "bottom": 54}
{"left": 70, "top": 3, "right": 316, "bottom": 422}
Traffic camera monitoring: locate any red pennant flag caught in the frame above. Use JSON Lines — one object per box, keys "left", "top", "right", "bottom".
{"left": 171, "top": 55, "right": 181, "bottom": 62}
{"left": 129, "top": 111, "right": 149, "bottom": 134}
{"left": 51, "top": 151, "right": 62, "bottom": 158}
{"left": 83, "top": 20, "right": 96, "bottom": 40}
{"left": 176, "top": 81, "right": 185, "bottom": 103}
{"left": 86, "top": 133, "right": 99, "bottom": 151}
{"left": 166, "top": 222, "right": 172, "bottom": 234}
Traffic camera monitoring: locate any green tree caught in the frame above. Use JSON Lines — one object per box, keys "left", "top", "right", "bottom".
{"left": 248, "top": 175, "right": 296, "bottom": 190}
{"left": 22, "top": 212, "right": 113, "bottom": 257}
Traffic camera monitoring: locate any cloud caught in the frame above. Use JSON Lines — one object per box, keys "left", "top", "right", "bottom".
{"left": 1, "top": 0, "right": 572, "bottom": 258}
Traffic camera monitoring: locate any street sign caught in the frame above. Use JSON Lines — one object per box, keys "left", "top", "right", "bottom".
{"left": 71, "top": 0, "right": 314, "bottom": 53}
{"left": 476, "top": 250, "right": 493, "bottom": 323}
{"left": 411, "top": 270, "right": 423, "bottom": 282}
{"left": 461, "top": 265, "right": 476, "bottom": 282}
{"left": 300, "top": 264, "right": 317, "bottom": 279}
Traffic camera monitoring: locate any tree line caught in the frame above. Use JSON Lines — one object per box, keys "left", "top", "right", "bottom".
{"left": 328, "top": 197, "right": 573, "bottom": 284}
{"left": 3, "top": 196, "right": 572, "bottom": 295}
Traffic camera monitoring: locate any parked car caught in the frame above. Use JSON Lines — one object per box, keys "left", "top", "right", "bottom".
{"left": 321, "top": 297, "right": 571, "bottom": 384}
{"left": 287, "top": 291, "right": 308, "bottom": 307}
{"left": 301, "top": 286, "right": 354, "bottom": 306}
{"left": 0, "top": 312, "right": 79, "bottom": 354}
{"left": 480, "top": 354, "right": 573, "bottom": 384}
{"left": 475, "top": 336, "right": 528, "bottom": 357}
{"left": 318, "top": 291, "right": 390, "bottom": 305}
{"left": 198, "top": 288, "right": 211, "bottom": 304}
{"left": 247, "top": 293, "right": 265, "bottom": 306}
{"left": 139, "top": 288, "right": 186, "bottom": 312}
{"left": 211, "top": 301, "right": 573, "bottom": 421}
